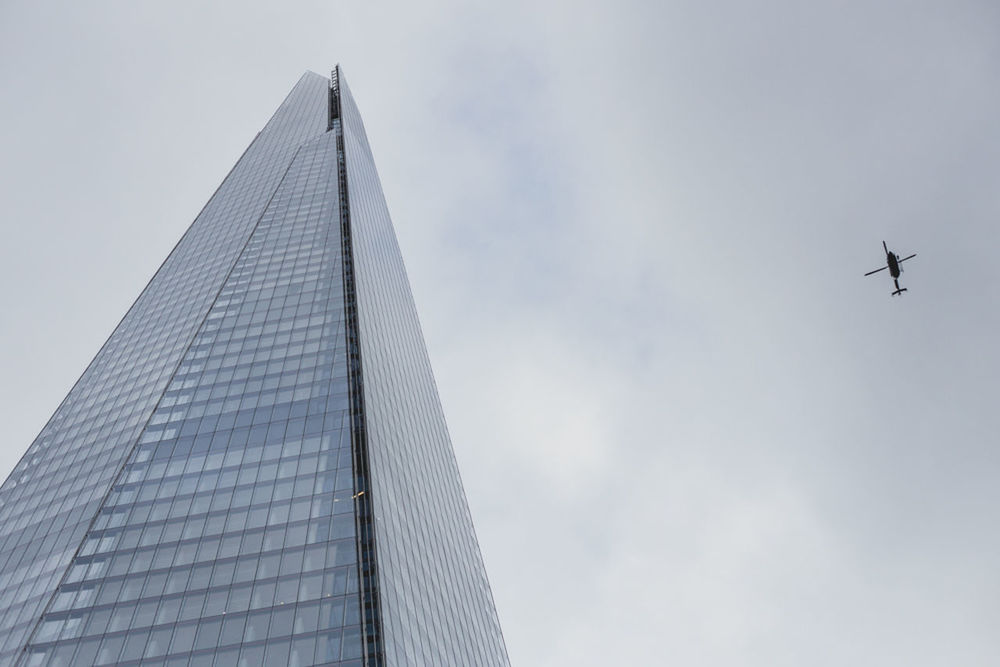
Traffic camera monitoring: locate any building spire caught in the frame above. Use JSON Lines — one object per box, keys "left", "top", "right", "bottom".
{"left": 328, "top": 64, "right": 342, "bottom": 130}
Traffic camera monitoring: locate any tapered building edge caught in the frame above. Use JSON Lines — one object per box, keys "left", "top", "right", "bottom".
{"left": 0, "top": 67, "right": 508, "bottom": 666}
{"left": 335, "top": 66, "right": 509, "bottom": 666}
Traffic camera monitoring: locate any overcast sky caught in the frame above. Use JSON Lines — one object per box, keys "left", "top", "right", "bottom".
{"left": 2, "top": 2, "right": 1000, "bottom": 665}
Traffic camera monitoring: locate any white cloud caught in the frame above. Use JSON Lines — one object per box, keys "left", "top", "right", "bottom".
{"left": 2, "top": 1, "right": 1000, "bottom": 664}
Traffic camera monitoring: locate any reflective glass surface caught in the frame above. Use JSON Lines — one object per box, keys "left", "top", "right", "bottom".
{"left": 0, "top": 73, "right": 330, "bottom": 666}
{"left": 21, "top": 129, "right": 363, "bottom": 667}
{"left": 1, "top": 69, "right": 508, "bottom": 666}
{"left": 341, "top": 74, "right": 509, "bottom": 666}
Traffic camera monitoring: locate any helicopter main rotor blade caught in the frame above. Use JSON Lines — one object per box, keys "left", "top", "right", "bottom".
{"left": 897, "top": 253, "right": 917, "bottom": 263}
{"left": 864, "top": 266, "right": 888, "bottom": 276}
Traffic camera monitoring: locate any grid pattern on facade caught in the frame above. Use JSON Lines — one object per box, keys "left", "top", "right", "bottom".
{"left": 21, "top": 132, "right": 364, "bottom": 667}
{"left": 0, "top": 67, "right": 510, "bottom": 667}
{"left": 339, "top": 74, "right": 510, "bottom": 667}
{"left": 0, "top": 73, "right": 331, "bottom": 666}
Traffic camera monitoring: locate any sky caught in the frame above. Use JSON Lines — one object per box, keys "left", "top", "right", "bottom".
{"left": 1, "top": 1, "right": 999, "bottom": 664}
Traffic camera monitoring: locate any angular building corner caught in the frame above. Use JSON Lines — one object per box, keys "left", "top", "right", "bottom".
{"left": 0, "top": 66, "right": 509, "bottom": 666}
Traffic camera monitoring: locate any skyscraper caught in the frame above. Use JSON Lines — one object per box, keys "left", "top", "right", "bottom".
{"left": 0, "top": 67, "right": 508, "bottom": 667}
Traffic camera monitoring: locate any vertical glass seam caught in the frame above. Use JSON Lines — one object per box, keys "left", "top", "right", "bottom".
{"left": 331, "top": 64, "right": 385, "bottom": 667}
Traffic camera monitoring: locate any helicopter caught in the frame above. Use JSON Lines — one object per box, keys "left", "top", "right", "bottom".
{"left": 864, "top": 240, "right": 916, "bottom": 296}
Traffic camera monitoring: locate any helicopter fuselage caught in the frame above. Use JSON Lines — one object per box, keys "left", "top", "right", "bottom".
{"left": 886, "top": 252, "right": 901, "bottom": 278}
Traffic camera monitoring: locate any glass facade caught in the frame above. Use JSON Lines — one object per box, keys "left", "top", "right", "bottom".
{"left": 340, "top": 77, "right": 508, "bottom": 667}
{"left": 0, "top": 68, "right": 508, "bottom": 666}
